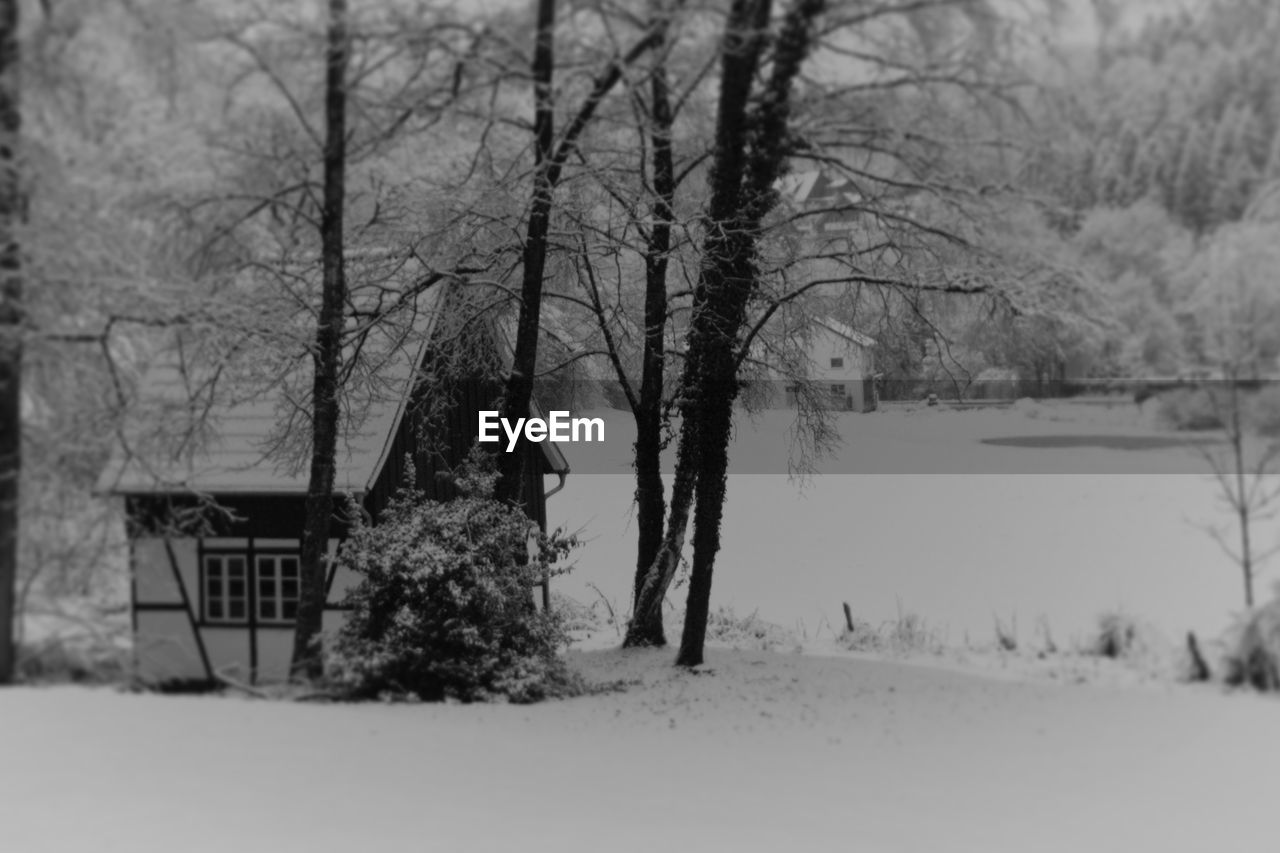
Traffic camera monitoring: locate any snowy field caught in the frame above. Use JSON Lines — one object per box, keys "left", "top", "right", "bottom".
{"left": 550, "top": 401, "right": 1262, "bottom": 646}
{"left": 4, "top": 400, "right": 1278, "bottom": 853}
{"left": 3, "top": 647, "right": 1277, "bottom": 853}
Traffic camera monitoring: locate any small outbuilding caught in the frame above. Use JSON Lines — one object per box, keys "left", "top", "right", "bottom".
{"left": 96, "top": 285, "right": 569, "bottom": 687}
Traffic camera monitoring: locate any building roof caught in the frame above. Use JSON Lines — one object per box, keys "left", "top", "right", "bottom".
{"left": 98, "top": 283, "right": 567, "bottom": 497}
{"left": 814, "top": 317, "right": 876, "bottom": 349}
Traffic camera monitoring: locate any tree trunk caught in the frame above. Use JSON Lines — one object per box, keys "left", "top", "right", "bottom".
{"left": 675, "top": 342, "right": 740, "bottom": 666}
{"left": 291, "top": 0, "right": 349, "bottom": 680}
{"left": 0, "top": 0, "right": 18, "bottom": 685}
{"left": 626, "top": 0, "right": 770, "bottom": 648}
{"left": 496, "top": 0, "right": 557, "bottom": 507}
{"left": 627, "top": 28, "right": 676, "bottom": 646}
{"left": 1229, "top": 375, "right": 1253, "bottom": 608}
{"left": 627, "top": 0, "right": 823, "bottom": 664}
{"left": 677, "top": 0, "right": 823, "bottom": 667}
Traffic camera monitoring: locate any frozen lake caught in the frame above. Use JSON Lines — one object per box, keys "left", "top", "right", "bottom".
{"left": 548, "top": 403, "right": 1268, "bottom": 645}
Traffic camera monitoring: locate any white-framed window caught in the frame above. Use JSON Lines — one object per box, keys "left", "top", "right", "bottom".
{"left": 256, "top": 555, "right": 301, "bottom": 623}
{"left": 204, "top": 555, "right": 248, "bottom": 623}
{"left": 830, "top": 357, "right": 844, "bottom": 368}
{"left": 830, "top": 383, "right": 845, "bottom": 397}
{"left": 202, "top": 552, "right": 301, "bottom": 625}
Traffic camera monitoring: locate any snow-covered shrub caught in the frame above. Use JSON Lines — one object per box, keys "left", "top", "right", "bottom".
{"left": 1222, "top": 597, "right": 1280, "bottom": 691}
{"left": 1081, "top": 610, "right": 1177, "bottom": 677}
{"left": 550, "top": 592, "right": 604, "bottom": 634}
{"left": 326, "top": 453, "right": 582, "bottom": 703}
{"left": 1156, "top": 388, "right": 1223, "bottom": 431}
{"left": 1088, "top": 610, "right": 1141, "bottom": 659}
{"left": 17, "top": 636, "right": 128, "bottom": 684}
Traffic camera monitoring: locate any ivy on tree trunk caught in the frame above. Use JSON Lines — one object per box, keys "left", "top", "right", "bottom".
{"left": 627, "top": 11, "right": 677, "bottom": 647}
{"left": 625, "top": 0, "right": 824, "bottom": 667}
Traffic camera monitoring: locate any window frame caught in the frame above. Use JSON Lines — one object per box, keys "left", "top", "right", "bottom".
{"left": 200, "top": 545, "right": 302, "bottom": 627}
{"left": 255, "top": 553, "right": 301, "bottom": 625}
{"left": 202, "top": 553, "right": 249, "bottom": 625}
{"left": 829, "top": 356, "right": 844, "bottom": 369}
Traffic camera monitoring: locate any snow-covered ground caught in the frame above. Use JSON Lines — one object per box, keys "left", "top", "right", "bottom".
{"left": 3, "top": 643, "right": 1276, "bottom": 853}
{"left": 6, "top": 400, "right": 1277, "bottom": 853}
{"left": 550, "top": 402, "right": 1266, "bottom": 646}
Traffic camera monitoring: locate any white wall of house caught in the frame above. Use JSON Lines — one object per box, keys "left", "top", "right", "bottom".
{"left": 810, "top": 325, "right": 871, "bottom": 411}
{"left": 132, "top": 535, "right": 350, "bottom": 684}
{"left": 769, "top": 324, "right": 875, "bottom": 412}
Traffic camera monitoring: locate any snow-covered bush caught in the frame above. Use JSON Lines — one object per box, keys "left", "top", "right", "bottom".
{"left": 550, "top": 591, "right": 605, "bottom": 634}
{"left": 1156, "top": 388, "right": 1223, "bottom": 431}
{"left": 1081, "top": 610, "right": 1178, "bottom": 678}
{"left": 1088, "top": 610, "right": 1141, "bottom": 659}
{"left": 1222, "top": 597, "right": 1280, "bottom": 691}
{"left": 326, "top": 453, "right": 582, "bottom": 703}
{"left": 17, "top": 635, "right": 129, "bottom": 684}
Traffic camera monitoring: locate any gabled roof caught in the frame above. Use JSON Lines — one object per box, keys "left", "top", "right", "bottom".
{"left": 98, "top": 283, "right": 567, "bottom": 497}
{"left": 814, "top": 317, "right": 876, "bottom": 349}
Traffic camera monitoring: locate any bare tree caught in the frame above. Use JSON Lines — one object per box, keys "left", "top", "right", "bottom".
{"left": 1190, "top": 222, "right": 1280, "bottom": 608}
{"left": 494, "top": 0, "right": 670, "bottom": 505}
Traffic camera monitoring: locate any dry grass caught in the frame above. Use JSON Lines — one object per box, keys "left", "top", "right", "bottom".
{"left": 838, "top": 602, "right": 945, "bottom": 656}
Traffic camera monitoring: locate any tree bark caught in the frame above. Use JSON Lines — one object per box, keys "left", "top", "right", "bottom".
{"left": 627, "top": 20, "right": 676, "bottom": 647}
{"left": 676, "top": 0, "right": 824, "bottom": 667}
{"left": 291, "top": 0, "right": 350, "bottom": 680}
{"left": 0, "top": 0, "right": 18, "bottom": 685}
{"left": 626, "top": 0, "right": 771, "bottom": 649}
{"left": 497, "top": 4, "right": 669, "bottom": 506}
{"left": 624, "top": 0, "right": 822, "bottom": 663}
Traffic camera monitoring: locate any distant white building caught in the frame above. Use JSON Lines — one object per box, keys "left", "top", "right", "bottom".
{"left": 775, "top": 317, "right": 878, "bottom": 412}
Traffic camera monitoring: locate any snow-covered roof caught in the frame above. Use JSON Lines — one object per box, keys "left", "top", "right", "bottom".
{"left": 814, "top": 317, "right": 876, "bottom": 349}
{"left": 97, "top": 284, "right": 567, "bottom": 497}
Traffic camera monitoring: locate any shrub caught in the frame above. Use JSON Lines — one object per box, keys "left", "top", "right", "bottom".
{"left": 326, "top": 453, "right": 582, "bottom": 703}
{"left": 1155, "top": 388, "right": 1223, "bottom": 431}
{"left": 1088, "top": 610, "right": 1140, "bottom": 659}
{"left": 1248, "top": 384, "right": 1280, "bottom": 438}
{"left": 1222, "top": 596, "right": 1280, "bottom": 691}
{"left": 17, "top": 636, "right": 128, "bottom": 684}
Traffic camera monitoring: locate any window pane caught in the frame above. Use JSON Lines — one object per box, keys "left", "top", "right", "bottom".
{"left": 206, "top": 557, "right": 223, "bottom": 578}
{"left": 830, "top": 357, "right": 843, "bottom": 368}
{"left": 228, "top": 558, "right": 246, "bottom": 577}
{"left": 208, "top": 579, "right": 222, "bottom": 597}
{"left": 229, "top": 600, "right": 245, "bottom": 620}
{"left": 257, "top": 557, "right": 276, "bottom": 580}
{"left": 281, "top": 558, "right": 299, "bottom": 578}
{"left": 208, "top": 601, "right": 223, "bottom": 619}
{"left": 282, "top": 601, "right": 297, "bottom": 620}
{"left": 260, "top": 600, "right": 277, "bottom": 620}
{"left": 282, "top": 580, "right": 298, "bottom": 599}
{"left": 229, "top": 579, "right": 245, "bottom": 598}
{"left": 259, "top": 578, "right": 274, "bottom": 598}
